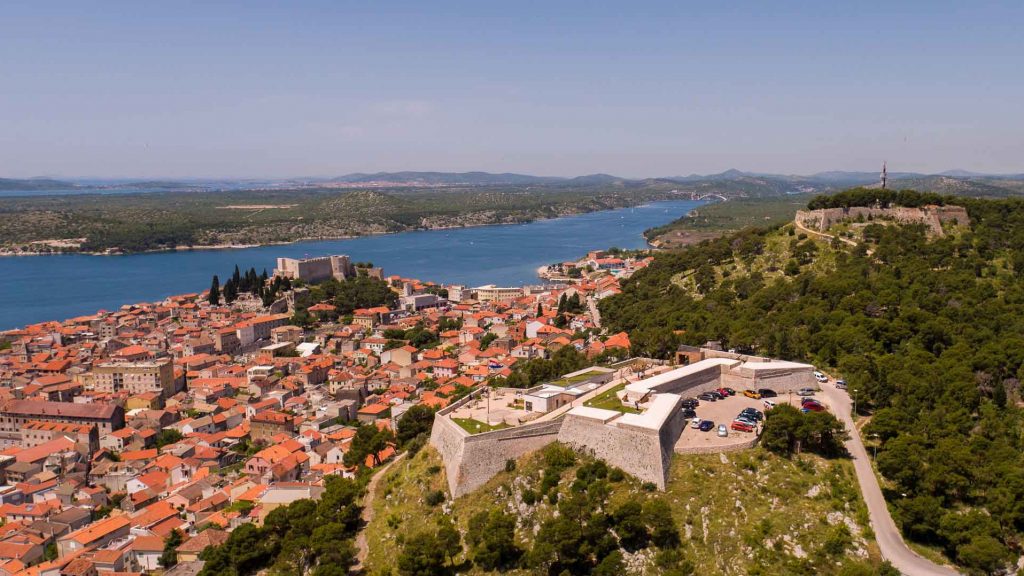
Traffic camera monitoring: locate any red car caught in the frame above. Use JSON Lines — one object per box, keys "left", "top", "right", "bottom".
{"left": 801, "top": 403, "right": 826, "bottom": 413}
{"left": 717, "top": 388, "right": 733, "bottom": 397}
{"left": 731, "top": 420, "right": 754, "bottom": 432}
{"left": 801, "top": 398, "right": 822, "bottom": 407}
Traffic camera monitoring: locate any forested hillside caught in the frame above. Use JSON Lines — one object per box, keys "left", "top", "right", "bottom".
{"left": 600, "top": 190, "right": 1024, "bottom": 573}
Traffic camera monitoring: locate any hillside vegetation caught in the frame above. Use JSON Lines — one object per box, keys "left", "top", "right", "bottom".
{"left": 0, "top": 182, "right": 682, "bottom": 254}
{"left": 600, "top": 190, "right": 1024, "bottom": 574}
{"left": 365, "top": 444, "right": 892, "bottom": 576}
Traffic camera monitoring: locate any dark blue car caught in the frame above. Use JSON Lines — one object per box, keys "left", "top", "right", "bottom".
{"left": 698, "top": 420, "right": 715, "bottom": 432}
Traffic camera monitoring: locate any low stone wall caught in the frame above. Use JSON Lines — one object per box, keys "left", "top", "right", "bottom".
{"left": 674, "top": 436, "right": 759, "bottom": 455}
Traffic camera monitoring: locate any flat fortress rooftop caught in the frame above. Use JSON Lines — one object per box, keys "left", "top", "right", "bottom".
{"left": 741, "top": 360, "right": 813, "bottom": 371}
{"left": 565, "top": 406, "right": 620, "bottom": 423}
{"left": 614, "top": 393, "right": 680, "bottom": 431}
{"left": 565, "top": 393, "right": 682, "bottom": 432}
{"left": 624, "top": 358, "right": 738, "bottom": 396}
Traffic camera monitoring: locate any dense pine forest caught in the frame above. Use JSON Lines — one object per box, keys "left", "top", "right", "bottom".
{"left": 600, "top": 190, "right": 1024, "bottom": 573}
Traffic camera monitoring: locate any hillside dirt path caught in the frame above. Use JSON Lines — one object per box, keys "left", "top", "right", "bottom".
{"left": 794, "top": 218, "right": 859, "bottom": 247}
{"left": 352, "top": 451, "right": 407, "bottom": 573}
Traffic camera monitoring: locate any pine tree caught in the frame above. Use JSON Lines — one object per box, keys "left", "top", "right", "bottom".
{"left": 232, "top": 264, "right": 241, "bottom": 285}
{"left": 537, "top": 302, "right": 543, "bottom": 318}
{"left": 223, "top": 278, "right": 238, "bottom": 303}
{"left": 208, "top": 275, "right": 221, "bottom": 306}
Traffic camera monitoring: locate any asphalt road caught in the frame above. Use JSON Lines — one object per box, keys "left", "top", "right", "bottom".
{"left": 819, "top": 384, "right": 962, "bottom": 576}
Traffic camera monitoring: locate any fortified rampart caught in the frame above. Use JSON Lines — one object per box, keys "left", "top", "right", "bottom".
{"left": 558, "top": 394, "right": 687, "bottom": 489}
{"left": 431, "top": 351, "right": 817, "bottom": 497}
{"left": 795, "top": 205, "right": 969, "bottom": 237}
{"left": 625, "top": 355, "right": 814, "bottom": 403}
{"left": 431, "top": 389, "right": 564, "bottom": 497}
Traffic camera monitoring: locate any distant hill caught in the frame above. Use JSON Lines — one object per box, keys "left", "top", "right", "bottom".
{"left": 5, "top": 169, "right": 1024, "bottom": 199}
{"left": 885, "top": 175, "right": 1024, "bottom": 197}
{"left": 0, "top": 178, "right": 78, "bottom": 191}
{"left": 329, "top": 171, "right": 566, "bottom": 186}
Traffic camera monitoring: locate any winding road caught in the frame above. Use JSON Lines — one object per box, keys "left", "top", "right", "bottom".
{"left": 819, "top": 384, "right": 961, "bottom": 575}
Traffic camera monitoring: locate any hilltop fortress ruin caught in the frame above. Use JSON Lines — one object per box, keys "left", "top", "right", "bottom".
{"left": 795, "top": 204, "right": 970, "bottom": 237}
{"left": 430, "top": 348, "right": 817, "bottom": 497}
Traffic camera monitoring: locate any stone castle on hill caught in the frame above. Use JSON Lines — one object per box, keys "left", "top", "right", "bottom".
{"left": 795, "top": 204, "right": 970, "bottom": 237}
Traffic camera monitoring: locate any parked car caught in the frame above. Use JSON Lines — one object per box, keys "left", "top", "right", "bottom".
{"left": 797, "top": 387, "right": 816, "bottom": 396}
{"left": 814, "top": 371, "right": 828, "bottom": 383}
{"left": 691, "top": 417, "right": 702, "bottom": 429}
{"left": 762, "top": 399, "right": 776, "bottom": 409}
{"left": 698, "top": 420, "right": 715, "bottom": 432}
{"left": 742, "top": 389, "right": 761, "bottom": 399}
{"left": 716, "top": 388, "right": 733, "bottom": 397}
{"left": 708, "top": 390, "right": 724, "bottom": 400}
{"left": 802, "top": 403, "right": 826, "bottom": 413}
{"left": 740, "top": 407, "right": 763, "bottom": 421}
{"left": 717, "top": 424, "right": 728, "bottom": 437}
{"left": 734, "top": 416, "right": 758, "bottom": 428}
{"left": 681, "top": 408, "right": 697, "bottom": 419}
{"left": 698, "top": 392, "right": 717, "bottom": 402}
{"left": 835, "top": 379, "right": 847, "bottom": 390}
{"left": 731, "top": 420, "right": 755, "bottom": 433}
{"left": 757, "top": 388, "right": 778, "bottom": 398}
{"left": 801, "top": 398, "right": 822, "bottom": 407}
{"left": 723, "top": 387, "right": 736, "bottom": 396}
{"left": 681, "top": 398, "right": 699, "bottom": 409}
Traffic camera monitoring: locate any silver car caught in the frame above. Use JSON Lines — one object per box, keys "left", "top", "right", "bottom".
{"left": 717, "top": 424, "right": 728, "bottom": 437}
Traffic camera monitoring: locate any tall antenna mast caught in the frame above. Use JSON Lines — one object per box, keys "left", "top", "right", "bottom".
{"left": 881, "top": 161, "right": 888, "bottom": 189}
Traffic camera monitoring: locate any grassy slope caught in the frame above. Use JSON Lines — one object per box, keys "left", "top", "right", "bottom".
{"left": 365, "top": 444, "right": 888, "bottom": 575}
{"left": 672, "top": 223, "right": 840, "bottom": 298}
{"left": 647, "top": 195, "right": 812, "bottom": 248}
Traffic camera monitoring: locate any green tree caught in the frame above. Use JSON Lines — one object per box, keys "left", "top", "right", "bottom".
{"left": 435, "top": 517, "right": 462, "bottom": 566}
{"left": 159, "top": 529, "right": 184, "bottom": 568}
{"left": 154, "top": 428, "right": 183, "bottom": 449}
{"left": 467, "top": 510, "right": 520, "bottom": 570}
{"left": 344, "top": 424, "right": 395, "bottom": 468}
{"left": 398, "top": 531, "right": 447, "bottom": 576}
{"left": 208, "top": 275, "right": 221, "bottom": 306}
{"left": 396, "top": 404, "right": 435, "bottom": 447}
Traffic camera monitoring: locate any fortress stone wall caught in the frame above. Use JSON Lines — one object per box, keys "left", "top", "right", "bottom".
{"left": 795, "top": 205, "right": 969, "bottom": 237}
{"left": 431, "top": 351, "right": 817, "bottom": 497}
{"left": 431, "top": 389, "right": 565, "bottom": 497}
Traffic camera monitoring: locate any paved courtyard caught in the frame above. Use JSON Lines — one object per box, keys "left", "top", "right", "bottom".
{"left": 447, "top": 388, "right": 540, "bottom": 427}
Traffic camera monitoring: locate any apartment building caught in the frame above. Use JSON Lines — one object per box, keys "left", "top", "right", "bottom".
{"left": 91, "top": 357, "right": 176, "bottom": 397}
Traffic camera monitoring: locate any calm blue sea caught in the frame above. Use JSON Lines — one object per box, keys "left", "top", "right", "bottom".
{"left": 0, "top": 199, "right": 702, "bottom": 330}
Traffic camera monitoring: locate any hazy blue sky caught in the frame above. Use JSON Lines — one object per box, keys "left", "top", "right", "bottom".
{"left": 3, "top": 1, "right": 1023, "bottom": 178}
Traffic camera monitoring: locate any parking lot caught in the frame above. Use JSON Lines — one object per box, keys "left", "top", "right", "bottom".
{"left": 673, "top": 392, "right": 770, "bottom": 452}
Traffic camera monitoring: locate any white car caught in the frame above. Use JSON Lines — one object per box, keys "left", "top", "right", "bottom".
{"left": 762, "top": 399, "right": 776, "bottom": 409}
{"left": 717, "top": 424, "right": 728, "bottom": 437}
{"left": 690, "top": 417, "right": 702, "bottom": 429}
{"left": 814, "top": 371, "right": 828, "bottom": 383}
{"left": 797, "top": 387, "right": 816, "bottom": 396}
{"left": 835, "top": 379, "right": 847, "bottom": 390}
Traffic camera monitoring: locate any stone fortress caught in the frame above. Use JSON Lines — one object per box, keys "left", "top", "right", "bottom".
{"left": 795, "top": 204, "right": 970, "bottom": 237}
{"left": 430, "top": 348, "right": 817, "bottom": 497}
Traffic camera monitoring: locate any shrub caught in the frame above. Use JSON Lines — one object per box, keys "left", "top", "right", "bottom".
{"left": 424, "top": 490, "right": 445, "bottom": 507}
